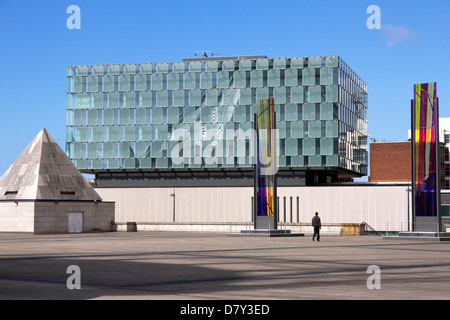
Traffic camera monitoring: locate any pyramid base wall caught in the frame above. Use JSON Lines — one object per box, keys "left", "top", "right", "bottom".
{"left": 0, "top": 201, "right": 115, "bottom": 234}
{"left": 0, "top": 202, "right": 35, "bottom": 232}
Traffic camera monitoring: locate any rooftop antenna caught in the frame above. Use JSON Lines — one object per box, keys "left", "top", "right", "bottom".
{"left": 194, "top": 51, "right": 222, "bottom": 58}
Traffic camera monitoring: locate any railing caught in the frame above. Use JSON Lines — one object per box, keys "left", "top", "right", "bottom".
{"left": 362, "top": 221, "right": 384, "bottom": 236}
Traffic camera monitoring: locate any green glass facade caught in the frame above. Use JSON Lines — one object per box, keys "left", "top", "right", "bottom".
{"left": 66, "top": 55, "right": 368, "bottom": 179}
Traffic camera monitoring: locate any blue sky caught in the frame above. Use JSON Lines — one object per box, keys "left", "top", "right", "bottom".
{"left": 0, "top": 0, "right": 449, "bottom": 177}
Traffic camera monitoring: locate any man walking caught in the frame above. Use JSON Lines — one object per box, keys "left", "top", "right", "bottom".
{"left": 312, "top": 212, "right": 321, "bottom": 241}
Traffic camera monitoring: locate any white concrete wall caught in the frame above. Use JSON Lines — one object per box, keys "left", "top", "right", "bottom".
{"left": 97, "top": 185, "right": 411, "bottom": 232}
{"left": 0, "top": 202, "right": 34, "bottom": 232}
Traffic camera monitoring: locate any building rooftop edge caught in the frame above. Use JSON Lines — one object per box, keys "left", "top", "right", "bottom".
{"left": 66, "top": 55, "right": 341, "bottom": 68}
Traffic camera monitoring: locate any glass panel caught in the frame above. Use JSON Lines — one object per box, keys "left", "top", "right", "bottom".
{"left": 119, "top": 109, "right": 130, "bottom": 125}
{"left": 326, "top": 120, "right": 338, "bottom": 137}
{"left": 167, "top": 73, "right": 179, "bottom": 90}
{"left": 205, "top": 90, "right": 217, "bottom": 106}
{"left": 124, "top": 92, "right": 135, "bottom": 108}
{"left": 320, "top": 103, "right": 333, "bottom": 120}
{"left": 201, "top": 73, "right": 213, "bottom": 89}
{"left": 326, "top": 56, "right": 339, "bottom": 67}
{"left": 320, "top": 68, "right": 334, "bottom": 85}
{"left": 291, "top": 87, "right": 304, "bottom": 103}
{"left": 268, "top": 69, "right": 280, "bottom": 87}
{"left": 206, "top": 61, "right": 218, "bottom": 72}
{"left": 274, "top": 87, "right": 286, "bottom": 104}
{"left": 108, "top": 65, "right": 120, "bottom": 75}
{"left": 201, "top": 107, "right": 211, "bottom": 122}
{"left": 152, "top": 108, "right": 162, "bottom": 124}
{"left": 309, "top": 86, "right": 322, "bottom": 103}
{"left": 234, "top": 106, "right": 246, "bottom": 122}
{"left": 103, "top": 143, "right": 115, "bottom": 158}
{"left": 109, "top": 93, "right": 120, "bottom": 108}
{"left": 156, "top": 63, "right": 168, "bottom": 73}
{"left": 172, "top": 62, "right": 185, "bottom": 73}
{"left": 184, "top": 107, "right": 195, "bottom": 123}
{"left": 103, "top": 75, "right": 115, "bottom": 92}
{"left": 140, "top": 63, "right": 153, "bottom": 74}
{"left": 103, "top": 110, "right": 115, "bottom": 125}
{"left": 156, "top": 91, "right": 169, "bottom": 107}
{"left": 105, "top": 126, "right": 118, "bottom": 141}
{"left": 189, "top": 90, "right": 201, "bottom": 106}
{"left": 222, "top": 60, "right": 236, "bottom": 71}
{"left": 239, "top": 60, "right": 252, "bottom": 71}
{"left": 309, "top": 121, "right": 322, "bottom": 138}
{"left": 92, "top": 93, "right": 103, "bottom": 109}
{"left": 92, "top": 65, "right": 104, "bottom": 75}
{"left": 320, "top": 138, "right": 334, "bottom": 155}
{"left": 233, "top": 71, "right": 246, "bottom": 88}
{"left": 75, "top": 94, "right": 90, "bottom": 109}
{"left": 326, "top": 155, "right": 338, "bottom": 166}
{"left": 291, "top": 121, "right": 303, "bottom": 138}
{"left": 250, "top": 70, "right": 263, "bottom": 87}
{"left": 156, "top": 158, "right": 168, "bottom": 168}
{"left": 256, "top": 59, "right": 269, "bottom": 70}
{"left": 135, "top": 108, "right": 146, "bottom": 124}
{"left": 308, "top": 155, "right": 322, "bottom": 166}
{"left": 290, "top": 57, "right": 304, "bottom": 69}
{"left": 119, "top": 142, "right": 131, "bottom": 157}
{"left": 140, "top": 92, "right": 151, "bottom": 107}
{"left": 76, "top": 66, "right": 88, "bottom": 76}
{"left": 87, "top": 110, "right": 98, "bottom": 125}
{"left": 285, "top": 104, "right": 298, "bottom": 121}
{"left": 273, "top": 58, "right": 286, "bottom": 69}
{"left": 124, "top": 126, "right": 135, "bottom": 141}
{"left": 151, "top": 74, "right": 163, "bottom": 90}
{"left": 303, "top": 103, "right": 315, "bottom": 120}
{"left": 326, "top": 85, "right": 338, "bottom": 102}
{"left": 308, "top": 57, "right": 322, "bottom": 68}
{"left": 184, "top": 72, "right": 196, "bottom": 89}
{"left": 87, "top": 143, "right": 99, "bottom": 158}
{"left": 151, "top": 141, "right": 162, "bottom": 157}
{"left": 277, "top": 121, "right": 286, "bottom": 139}
{"left": 285, "top": 139, "right": 298, "bottom": 156}
{"left": 284, "top": 69, "right": 297, "bottom": 87}
{"left": 86, "top": 76, "right": 98, "bottom": 92}
{"left": 217, "top": 71, "right": 230, "bottom": 88}
{"left": 239, "top": 88, "right": 251, "bottom": 105}
{"left": 172, "top": 90, "right": 185, "bottom": 107}
{"left": 189, "top": 62, "right": 202, "bottom": 72}
{"left": 303, "top": 139, "right": 316, "bottom": 155}
{"left": 302, "top": 68, "right": 316, "bottom": 86}
{"left": 167, "top": 108, "right": 180, "bottom": 123}
{"left": 256, "top": 87, "right": 269, "bottom": 101}
{"left": 73, "top": 77, "right": 83, "bottom": 93}
{"left": 291, "top": 156, "right": 304, "bottom": 167}
{"left": 124, "top": 64, "right": 136, "bottom": 74}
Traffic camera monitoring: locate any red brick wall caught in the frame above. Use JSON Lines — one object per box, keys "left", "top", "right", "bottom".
{"left": 369, "top": 142, "right": 411, "bottom": 182}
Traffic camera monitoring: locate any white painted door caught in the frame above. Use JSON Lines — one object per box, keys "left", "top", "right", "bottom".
{"left": 68, "top": 212, "right": 83, "bottom": 233}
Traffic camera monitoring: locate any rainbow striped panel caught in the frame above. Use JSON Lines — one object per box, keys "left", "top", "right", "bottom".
{"left": 413, "top": 82, "right": 437, "bottom": 217}
{"left": 256, "top": 99, "right": 275, "bottom": 217}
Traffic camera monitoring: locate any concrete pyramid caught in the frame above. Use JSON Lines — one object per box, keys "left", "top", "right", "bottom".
{"left": 0, "top": 128, "right": 102, "bottom": 201}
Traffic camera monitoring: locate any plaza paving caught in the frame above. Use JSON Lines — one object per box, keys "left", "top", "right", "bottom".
{"left": 0, "top": 230, "right": 449, "bottom": 300}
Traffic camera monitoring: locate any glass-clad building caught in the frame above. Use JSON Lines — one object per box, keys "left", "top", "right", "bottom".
{"left": 66, "top": 55, "right": 368, "bottom": 187}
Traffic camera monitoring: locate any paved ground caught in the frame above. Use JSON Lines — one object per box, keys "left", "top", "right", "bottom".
{"left": 0, "top": 231, "right": 450, "bottom": 301}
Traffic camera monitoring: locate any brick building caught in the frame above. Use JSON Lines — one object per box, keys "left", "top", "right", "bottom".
{"left": 369, "top": 142, "right": 411, "bottom": 182}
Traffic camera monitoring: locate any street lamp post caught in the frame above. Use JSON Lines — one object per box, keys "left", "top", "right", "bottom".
{"left": 169, "top": 191, "right": 175, "bottom": 222}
